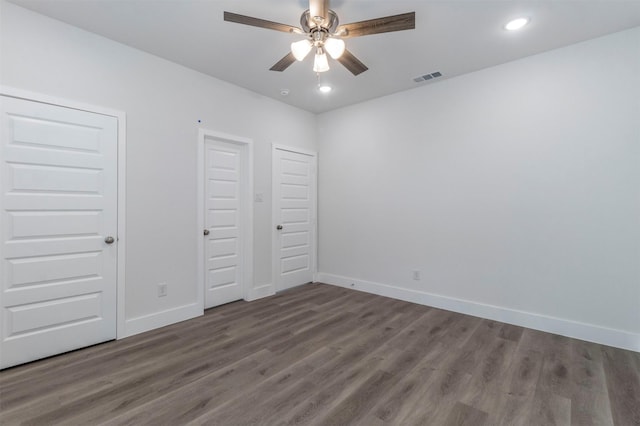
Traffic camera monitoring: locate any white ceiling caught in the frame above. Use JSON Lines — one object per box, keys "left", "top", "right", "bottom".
{"left": 9, "top": 0, "right": 640, "bottom": 113}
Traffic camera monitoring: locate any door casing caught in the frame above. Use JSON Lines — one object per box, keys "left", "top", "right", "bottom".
{"left": 197, "top": 129, "right": 253, "bottom": 308}
{"left": 0, "top": 86, "right": 127, "bottom": 339}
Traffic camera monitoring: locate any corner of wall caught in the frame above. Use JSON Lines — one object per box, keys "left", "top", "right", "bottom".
{"left": 123, "top": 303, "right": 203, "bottom": 338}
{"left": 246, "top": 284, "right": 275, "bottom": 302}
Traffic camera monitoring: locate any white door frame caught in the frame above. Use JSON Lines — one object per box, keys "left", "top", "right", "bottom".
{"left": 197, "top": 129, "right": 253, "bottom": 307}
{"left": 271, "top": 144, "right": 318, "bottom": 291}
{"left": 0, "top": 86, "right": 127, "bottom": 339}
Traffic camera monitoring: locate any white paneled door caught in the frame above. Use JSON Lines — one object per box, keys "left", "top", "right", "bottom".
{"left": 0, "top": 96, "right": 118, "bottom": 369}
{"left": 204, "top": 140, "right": 245, "bottom": 308}
{"left": 272, "top": 147, "right": 316, "bottom": 291}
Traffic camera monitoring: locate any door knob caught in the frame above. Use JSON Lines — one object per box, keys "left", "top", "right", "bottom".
{"left": 105, "top": 236, "right": 115, "bottom": 244}
{"left": 276, "top": 225, "right": 283, "bottom": 230}
{"left": 203, "top": 229, "right": 210, "bottom": 236}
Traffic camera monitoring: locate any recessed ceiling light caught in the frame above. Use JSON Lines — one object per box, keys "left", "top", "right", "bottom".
{"left": 318, "top": 85, "right": 332, "bottom": 94}
{"left": 280, "top": 89, "right": 290, "bottom": 96}
{"left": 505, "top": 17, "right": 530, "bottom": 31}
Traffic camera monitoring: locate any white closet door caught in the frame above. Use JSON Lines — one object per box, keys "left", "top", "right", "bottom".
{"left": 204, "top": 140, "right": 245, "bottom": 308}
{"left": 272, "top": 147, "right": 317, "bottom": 291}
{"left": 0, "top": 96, "right": 118, "bottom": 369}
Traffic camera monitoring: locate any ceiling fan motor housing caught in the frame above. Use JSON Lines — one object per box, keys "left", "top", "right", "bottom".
{"left": 301, "top": 9, "right": 340, "bottom": 34}
{"left": 312, "top": 28, "right": 329, "bottom": 46}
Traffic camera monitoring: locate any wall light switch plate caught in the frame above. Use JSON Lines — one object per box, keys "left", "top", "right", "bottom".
{"left": 158, "top": 283, "right": 168, "bottom": 297}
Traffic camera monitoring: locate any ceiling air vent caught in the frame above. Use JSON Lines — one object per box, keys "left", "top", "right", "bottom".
{"left": 413, "top": 71, "right": 442, "bottom": 83}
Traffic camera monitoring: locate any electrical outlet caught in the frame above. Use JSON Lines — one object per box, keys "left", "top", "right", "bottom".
{"left": 158, "top": 283, "right": 168, "bottom": 297}
{"left": 412, "top": 270, "right": 420, "bottom": 280}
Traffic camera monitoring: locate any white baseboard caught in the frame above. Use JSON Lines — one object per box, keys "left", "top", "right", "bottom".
{"left": 122, "top": 284, "right": 275, "bottom": 339}
{"left": 246, "top": 284, "right": 275, "bottom": 302}
{"left": 123, "top": 303, "right": 203, "bottom": 338}
{"left": 317, "top": 273, "right": 640, "bottom": 353}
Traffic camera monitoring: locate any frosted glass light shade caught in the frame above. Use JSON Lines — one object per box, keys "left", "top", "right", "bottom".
{"left": 313, "top": 51, "right": 330, "bottom": 73}
{"left": 291, "top": 39, "right": 313, "bottom": 61}
{"left": 324, "top": 38, "right": 345, "bottom": 59}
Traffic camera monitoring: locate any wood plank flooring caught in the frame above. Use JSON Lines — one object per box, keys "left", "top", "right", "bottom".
{"left": 1, "top": 283, "right": 639, "bottom": 425}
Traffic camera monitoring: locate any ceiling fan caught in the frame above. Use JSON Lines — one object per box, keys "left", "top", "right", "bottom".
{"left": 224, "top": 0, "right": 415, "bottom": 76}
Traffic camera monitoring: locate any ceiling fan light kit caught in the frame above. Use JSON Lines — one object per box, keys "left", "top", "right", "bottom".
{"left": 291, "top": 39, "right": 313, "bottom": 61}
{"left": 313, "top": 48, "right": 330, "bottom": 73}
{"left": 224, "top": 0, "right": 415, "bottom": 76}
{"left": 324, "top": 37, "right": 345, "bottom": 59}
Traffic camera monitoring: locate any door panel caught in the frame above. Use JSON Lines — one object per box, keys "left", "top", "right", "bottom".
{"left": 273, "top": 148, "right": 316, "bottom": 291}
{"left": 7, "top": 252, "right": 102, "bottom": 286}
{"left": 204, "top": 140, "right": 244, "bottom": 308}
{"left": 8, "top": 163, "right": 102, "bottom": 193}
{"left": 7, "top": 293, "right": 103, "bottom": 335}
{"left": 0, "top": 96, "right": 117, "bottom": 369}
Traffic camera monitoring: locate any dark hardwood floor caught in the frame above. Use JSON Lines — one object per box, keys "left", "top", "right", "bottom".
{"left": 1, "top": 283, "right": 639, "bottom": 425}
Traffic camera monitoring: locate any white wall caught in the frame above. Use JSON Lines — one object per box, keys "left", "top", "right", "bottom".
{"left": 317, "top": 27, "right": 640, "bottom": 351}
{"left": 0, "top": 1, "right": 317, "bottom": 334}
{"left": 2, "top": 1, "right": 638, "bottom": 351}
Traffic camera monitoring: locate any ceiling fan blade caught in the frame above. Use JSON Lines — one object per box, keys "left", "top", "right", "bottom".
{"left": 224, "top": 11, "right": 301, "bottom": 34}
{"left": 270, "top": 52, "right": 297, "bottom": 72}
{"left": 309, "top": 0, "right": 329, "bottom": 25}
{"left": 337, "top": 49, "right": 368, "bottom": 76}
{"left": 337, "top": 12, "right": 415, "bottom": 38}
